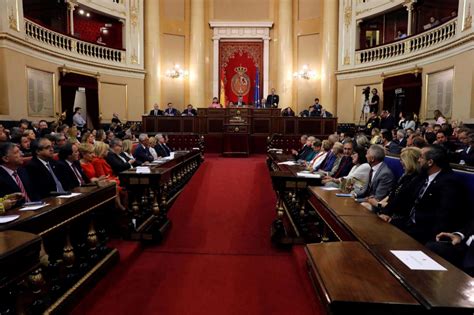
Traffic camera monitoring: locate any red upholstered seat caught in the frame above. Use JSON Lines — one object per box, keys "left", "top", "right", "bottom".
{"left": 131, "top": 143, "right": 139, "bottom": 155}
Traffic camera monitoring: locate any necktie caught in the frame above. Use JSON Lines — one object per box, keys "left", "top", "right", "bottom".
{"left": 334, "top": 157, "right": 350, "bottom": 178}
{"left": 164, "top": 144, "right": 171, "bottom": 155}
{"left": 154, "top": 110, "right": 157, "bottom": 116}
{"left": 12, "top": 172, "right": 30, "bottom": 202}
{"left": 409, "top": 178, "right": 429, "bottom": 223}
{"left": 367, "top": 167, "right": 374, "bottom": 193}
{"left": 46, "top": 162, "right": 65, "bottom": 193}
{"left": 309, "top": 152, "right": 321, "bottom": 168}
{"left": 71, "top": 164, "right": 85, "bottom": 186}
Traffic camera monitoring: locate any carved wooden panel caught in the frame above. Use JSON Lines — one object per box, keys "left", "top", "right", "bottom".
{"left": 208, "top": 119, "right": 225, "bottom": 133}
{"left": 253, "top": 118, "right": 271, "bottom": 134}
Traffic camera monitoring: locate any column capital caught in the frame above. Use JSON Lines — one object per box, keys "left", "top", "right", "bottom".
{"left": 66, "top": 0, "right": 78, "bottom": 11}
{"left": 403, "top": 0, "right": 415, "bottom": 11}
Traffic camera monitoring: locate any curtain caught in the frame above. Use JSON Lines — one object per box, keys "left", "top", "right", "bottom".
{"left": 60, "top": 86, "right": 77, "bottom": 126}
{"left": 85, "top": 89, "right": 99, "bottom": 129}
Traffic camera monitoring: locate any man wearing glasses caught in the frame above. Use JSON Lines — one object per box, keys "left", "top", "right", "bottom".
{"left": 26, "top": 138, "right": 66, "bottom": 198}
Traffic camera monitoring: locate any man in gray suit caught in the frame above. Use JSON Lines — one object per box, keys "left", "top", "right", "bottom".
{"left": 356, "top": 144, "right": 394, "bottom": 202}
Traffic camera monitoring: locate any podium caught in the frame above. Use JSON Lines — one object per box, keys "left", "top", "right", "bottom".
{"left": 222, "top": 108, "right": 250, "bottom": 156}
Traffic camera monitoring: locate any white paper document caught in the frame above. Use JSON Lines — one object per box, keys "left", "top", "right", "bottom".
{"left": 0, "top": 214, "right": 20, "bottom": 223}
{"left": 136, "top": 166, "right": 151, "bottom": 174}
{"left": 320, "top": 187, "right": 339, "bottom": 191}
{"left": 56, "top": 192, "right": 82, "bottom": 199}
{"left": 20, "top": 203, "right": 49, "bottom": 211}
{"left": 277, "top": 161, "right": 297, "bottom": 166}
{"left": 391, "top": 250, "right": 447, "bottom": 271}
{"left": 296, "top": 172, "right": 321, "bottom": 178}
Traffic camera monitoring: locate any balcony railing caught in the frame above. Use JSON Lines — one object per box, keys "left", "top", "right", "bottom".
{"left": 24, "top": 19, "right": 125, "bottom": 64}
{"left": 356, "top": 19, "right": 457, "bottom": 65}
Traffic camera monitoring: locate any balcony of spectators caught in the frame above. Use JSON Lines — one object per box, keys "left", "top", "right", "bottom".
{"left": 19, "top": 0, "right": 133, "bottom": 68}
{"left": 340, "top": 0, "right": 471, "bottom": 70}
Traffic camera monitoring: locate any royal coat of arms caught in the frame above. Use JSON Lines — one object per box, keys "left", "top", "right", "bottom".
{"left": 231, "top": 66, "right": 250, "bottom": 97}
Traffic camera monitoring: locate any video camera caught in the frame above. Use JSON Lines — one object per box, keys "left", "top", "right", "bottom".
{"left": 362, "top": 86, "right": 371, "bottom": 100}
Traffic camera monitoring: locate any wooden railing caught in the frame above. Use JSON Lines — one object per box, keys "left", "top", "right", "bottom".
{"left": 25, "top": 18, "right": 125, "bottom": 64}
{"left": 356, "top": 19, "right": 457, "bottom": 64}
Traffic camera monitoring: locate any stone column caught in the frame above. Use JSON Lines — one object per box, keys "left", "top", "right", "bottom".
{"left": 321, "top": 0, "right": 338, "bottom": 115}
{"left": 277, "top": 0, "right": 293, "bottom": 108}
{"left": 66, "top": 1, "right": 77, "bottom": 35}
{"left": 189, "top": 0, "right": 206, "bottom": 107}
{"left": 404, "top": 1, "right": 415, "bottom": 35}
{"left": 144, "top": 0, "right": 161, "bottom": 112}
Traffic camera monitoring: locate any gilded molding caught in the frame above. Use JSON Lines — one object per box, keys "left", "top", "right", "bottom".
{"left": 8, "top": 5, "right": 19, "bottom": 31}
{"left": 131, "top": 50, "right": 138, "bottom": 64}
{"left": 464, "top": 3, "right": 472, "bottom": 31}
{"left": 344, "top": 50, "right": 351, "bottom": 65}
{"left": 8, "top": 14, "right": 17, "bottom": 31}
{"left": 130, "top": 8, "right": 138, "bottom": 28}
{"left": 344, "top": 6, "right": 352, "bottom": 29}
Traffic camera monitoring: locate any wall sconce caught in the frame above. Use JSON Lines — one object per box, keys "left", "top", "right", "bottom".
{"left": 165, "top": 64, "right": 188, "bottom": 79}
{"left": 293, "top": 64, "right": 317, "bottom": 80}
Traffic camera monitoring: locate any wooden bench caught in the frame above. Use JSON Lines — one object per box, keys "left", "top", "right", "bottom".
{"left": 305, "top": 187, "right": 474, "bottom": 315}
{"left": 0, "top": 183, "right": 119, "bottom": 314}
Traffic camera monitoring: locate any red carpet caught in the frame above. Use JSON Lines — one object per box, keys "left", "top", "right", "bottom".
{"left": 72, "top": 154, "right": 320, "bottom": 315}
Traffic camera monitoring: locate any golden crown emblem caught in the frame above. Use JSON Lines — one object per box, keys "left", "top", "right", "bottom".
{"left": 234, "top": 66, "right": 248, "bottom": 75}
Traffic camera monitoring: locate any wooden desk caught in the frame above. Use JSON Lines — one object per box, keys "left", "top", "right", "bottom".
{"left": 0, "top": 230, "right": 41, "bottom": 314}
{"left": 142, "top": 109, "right": 337, "bottom": 154}
{"left": 306, "top": 242, "right": 420, "bottom": 315}
{"left": 0, "top": 183, "right": 118, "bottom": 314}
{"left": 267, "top": 153, "right": 324, "bottom": 245}
{"left": 305, "top": 186, "right": 474, "bottom": 315}
{"left": 119, "top": 150, "right": 202, "bottom": 242}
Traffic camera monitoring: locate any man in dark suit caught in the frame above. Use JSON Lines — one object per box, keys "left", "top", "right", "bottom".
{"left": 291, "top": 135, "right": 311, "bottom": 160}
{"left": 356, "top": 144, "right": 394, "bottom": 201}
{"left": 299, "top": 106, "right": 312, "bottom": 117}
{"left": 182, "top": 104, "right": 197, "bottom": 116}
{"left": 281, "top": 107, "right": 295, "bottom": 117}
{"left": 381, "top": 130, "right": 401, "bottom": 154}
{"left": 395, "top": 129, "right": 407, "bottom": 148}
{"left": 426, "top": 220, "right": 474, "bottom": 276}
{"left": 155, "top": 134, "right": 172, "bottom": 157}
{"left": 401, "top": 145, "right": 469, "bottom": 245}
{"left": 26, "top": 138, "right": 66, "bottom": 198}
{"left": 309, "top": 98, "right": 323, "bottom": 117}
{"left": 56, "top": 143, "right": 89, "bottom": 191}
{"left": 133, "top": 133, "right": 154, "bottom": 165}
{"left": 149, "top": 103, "right": 163, "bottom": 116}
{"left": 0, "top": 142, "right": 39, "bottom": 202}
{"left": 457, "top": 130, "right": 473, "bottom": 165}
{"left": 332, "top": 142, "right": 354, "bottom": 178}
{"left": 380, "top": 110, "right": 396, "bottom": 131}
{"left": 366, "top": 112, "right": 380, "bottom": 133}
{"left": 164, "top": 102, "right": 179, "bottom": 116}
{"left": 265, "top": 88, "right": 279, "bottom": 108}
{"left": 106, "top": 138, "right": 134, "bottom": 175}
{"left": 236, "top": 96, "right": 246, "bottom": 106}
